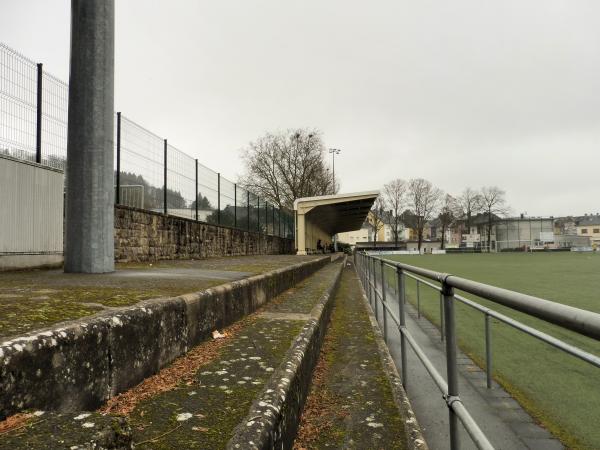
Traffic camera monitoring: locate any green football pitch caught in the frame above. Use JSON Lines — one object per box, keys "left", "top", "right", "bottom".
{"left": 383, "top": 252, "right": 600, "bottom": 450}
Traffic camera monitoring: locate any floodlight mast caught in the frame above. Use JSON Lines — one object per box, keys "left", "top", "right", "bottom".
{"left": 328, "top": 148, "right": 341, "bottom": 193}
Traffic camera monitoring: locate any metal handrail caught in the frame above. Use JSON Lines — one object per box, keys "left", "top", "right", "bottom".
{"left": 387, "top": 265, "right": 600, "bottom": 369}
{"left": 355, "top": 251, "right": 600, "bottom": 450}
{"left": 385, "top": 258, "right": 600, "bottom": 340}
{"left": 356, "top": 252, "right": 494, "bottom": 449}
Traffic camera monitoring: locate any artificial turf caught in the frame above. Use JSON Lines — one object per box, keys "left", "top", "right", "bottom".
{"left": 383, "top": 252, "right": 600, "bottom": 450}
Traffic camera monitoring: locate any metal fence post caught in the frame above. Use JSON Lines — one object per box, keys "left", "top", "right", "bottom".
{"left": 115, "top": 111, "right": 121, "bottom": 205}
{"left": 442, "top": 279, "right": 459, "bottom": 450}
{"left": 36, "top": 63, "right": 43, "bottom": 164}
{"left": 217, "top": 173, "right": 221, "bottom": 224}
{"left": 272, "top": 204, "right": 275, "bottom": 236}
{"left": 368, "top": 256, "right": 373, "bottom": 307}
{"left": 375, "top": 258, "right": 379, "bottom": 320}
{"left": 485, "top": 313, "right": 492, "bottom": 389}
{"left": 257, "top": 197, "right": 260, "bottom": 232}
{"left": 397, "top": 266, "right": 408, "bottom": 388}
{"left": 234, "top": 183, "right": 237, "bottom": 228}
{"left": 247, "top": 191, "right": 250, "bottom": 231}
{"left": 381, "top": 260, "right": 388, "bottom": 342}
{"left": 195, "top": 159, "right": 199, "bottom": 221}
{"left": 370, "top": 257, "right": 375, "bottom": 308}
{"left": 439, "top": 291, "right": 445, "bottom": 341}
{"left": 163, "top": 139, "right": 168, "bottom": 215}
{"left": 417, "top": 280, "right": 421, "bottom": 319}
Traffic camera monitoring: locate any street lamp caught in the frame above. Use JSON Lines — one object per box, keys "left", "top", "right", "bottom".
{"left": 328, "top": 148, "right": 341, "bottom": 193}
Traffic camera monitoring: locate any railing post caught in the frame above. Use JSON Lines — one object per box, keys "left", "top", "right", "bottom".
{"left": 373, "top": 258, "right": 379, "bottom": 320}
{"left": 36, "top": 63, "right": 42, "bottom": 164}
{"left": 217, "top": 173, "right": 221, "bottom": 224}
{"left": 115, "top": 111, "right": 121, "bottom": 205}
{"left": 439, "top": 291, "right": 445, "bottom": 341}
{"left": 257, "top": 197, "right": 260, "bottom": 232}
{"left": 371, "top": 258, "right": 376, "bottom": 316}
{"left": 381, "top": 259, "right": 387, "bottom": 342}
{"left": 195, "top": 159, "right": 199, "bottom": 221}
{"left": 233, "top": 183, "right": 237, "bottom": 228}
{"left": 367, "top": 256, "right": 375, "bottom": 308}
{"left": 397, "top": 266, "right": 408, "bottom": 388}
{"left": 485, "top": 313, "right": 492, "bottom": 389}
{"left": 417, "top": 279, "right": 421, "bottom": 319}
{"left": 163, "top": 139, "right": 168, "bottom": 215}
{"left": 442, "top": 279, "right": 459, "bottom": 450}
{"left": 247, "top": 191, "right": 250, "bottom": 231}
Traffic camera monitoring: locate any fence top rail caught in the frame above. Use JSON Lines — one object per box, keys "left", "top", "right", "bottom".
{"left": 366, "top": 253, "right": 600, "bottom": 341}
{"left": 404, "top": 272, "right": 442, "bottom": 292}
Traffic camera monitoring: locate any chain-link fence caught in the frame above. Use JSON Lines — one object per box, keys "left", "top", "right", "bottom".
{"left": 1, "top": 42, "right": 294, "bottom": 238}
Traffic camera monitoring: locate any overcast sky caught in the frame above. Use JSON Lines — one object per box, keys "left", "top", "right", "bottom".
{"left": 2, "top": 0, "right": 599, "bottom": 216}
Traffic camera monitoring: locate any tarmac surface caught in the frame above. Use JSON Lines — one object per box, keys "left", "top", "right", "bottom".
{"left": 374, "top": 282, "right": 564, "bottom": 450}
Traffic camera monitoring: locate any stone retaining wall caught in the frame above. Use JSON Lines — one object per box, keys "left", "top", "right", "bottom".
{"left": 0, "top": 257, "right": 329, "bottom": 419}
{"left": 114, "top": 205, "right": 294, "bottom": 262}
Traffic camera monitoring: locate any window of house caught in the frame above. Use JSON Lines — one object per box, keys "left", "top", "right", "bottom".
{"left": 581, "top": 229, "right": 588, "bottom": 234}
{"left": 594, "top": 228, "right": 600, "bottom": 234}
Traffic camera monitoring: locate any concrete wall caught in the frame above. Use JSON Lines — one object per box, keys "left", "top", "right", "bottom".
{"left": 0, "top": 256, "right": 329, "bottom": 419}
{"left": 114, "top": 205, "right": 293, "bottom": 262}
{"left": 0, "top": 156, "right": 64, "bottom": 271}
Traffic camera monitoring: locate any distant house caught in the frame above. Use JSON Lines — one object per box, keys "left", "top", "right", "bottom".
{"left": 337, "top": 225, "right": 371, "bottom": 247}
{"left": 576, "top": 215, "right": 600, "bottom": 248}
{"left": 338, "top": 211, "right": 408, "bottom": 248}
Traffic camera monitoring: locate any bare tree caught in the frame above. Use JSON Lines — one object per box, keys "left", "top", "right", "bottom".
{"left": 437, "top": 194, "right": 457, "bottom": 249}
{"left": 457, "top": 187, "right": 483, "bottom": 234}
{"left": 369, "top": 196, "right": 387, "bottom": 248}
{"left": 481, "top": 186, "right": 509, "bottom": 251}
{"left": 408, "top": 178, "right": 442, "bottom": 251}
{"left": 383, "top": 179, "right": 407, "bottom": 247}
{"left": 239, "top": 129, "right": 336, "bottom": 208}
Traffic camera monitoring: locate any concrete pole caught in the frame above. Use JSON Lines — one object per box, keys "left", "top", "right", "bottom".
{"left": 64, "top": 0, "right": 115, "bottom": 273}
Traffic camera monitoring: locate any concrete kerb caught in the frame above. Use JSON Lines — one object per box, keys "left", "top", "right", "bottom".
{"left": 356, "top": 265, "right": 429, "bottom": 450}
{"left": 227, "top": 257, "right": 346, "bottom": 450}
{"left": 0, "top": 256, "right": 330, "bottom": 420}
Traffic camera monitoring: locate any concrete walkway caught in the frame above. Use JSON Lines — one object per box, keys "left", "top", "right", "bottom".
{"left": 373, "top": 282, "right": 563, "bottom": 450}
{"left": 294, "top": 263, "right": 411, "bottom": 449}
{"left": 0, "top": 254, "right": 323, "bottom": 339}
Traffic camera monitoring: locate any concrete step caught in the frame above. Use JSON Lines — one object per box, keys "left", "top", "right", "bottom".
{"left": 0, "top": 259, "right": 344, "bottom": 449}
{"left": 294, "top": 261, "right": 426, "bottom": 450}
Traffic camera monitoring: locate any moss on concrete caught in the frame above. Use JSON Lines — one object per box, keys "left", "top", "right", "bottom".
{"left": 263, "top": 262, "right": 342, "bottom": 315}
{"left": 0, "top": 281, "right": 222, "bottom": 339}
{"left": 0, "top": 255, "right": 324, "bottom": 339}
{"left": 122, "top": 261, "right": 340, "bottom": 448}
{"left": 119, "top": 255, "right": 321, "bottom": 274}
{"left": 128, "top": 318, "right": 302, "bottom": 449}
{"left": 0, "top": 412, "right": 132, "bottom": 449}
{"left": 295, "top": 264, "right": 407, "bottom": 449}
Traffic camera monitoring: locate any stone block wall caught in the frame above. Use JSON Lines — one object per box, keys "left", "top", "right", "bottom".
{"left": 114, "top": 205, "right": 294, "bottom": 262}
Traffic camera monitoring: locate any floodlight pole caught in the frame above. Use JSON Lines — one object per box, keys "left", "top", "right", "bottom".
{"left": 65, "top": 0, "right": 115, "bottom": 273}
{"left": 328, "top": 148, "right": 341, "bottom": 194}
